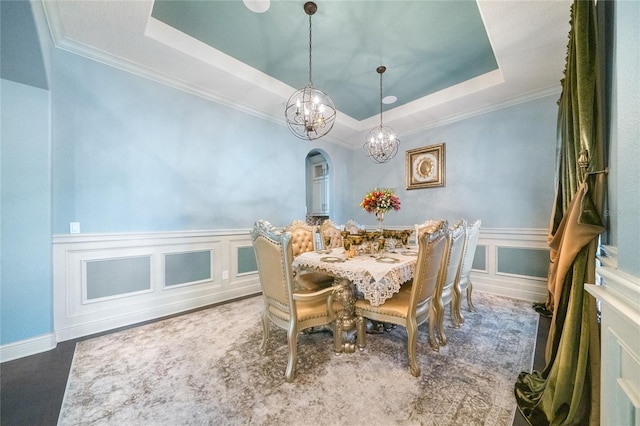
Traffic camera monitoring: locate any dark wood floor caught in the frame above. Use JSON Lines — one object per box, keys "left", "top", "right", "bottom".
{"left": 1, "top": 304, "right": 550, "bottom": 426}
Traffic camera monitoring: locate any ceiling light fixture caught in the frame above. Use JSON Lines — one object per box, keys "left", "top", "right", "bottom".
{"left": 242, "top": 0, "right": 270, "bottom": 14}
{"left": 284, "top": 2, "right": 336, "bottom": 141}
{"left": 364, "top": 66, "right": 399, "bottom": 164}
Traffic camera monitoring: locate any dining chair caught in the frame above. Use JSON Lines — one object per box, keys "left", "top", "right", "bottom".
{"left": 250, "top": 220, "right": 338, "bottom": 382}
{"left": 429, "top": 219, "right": 467, "bottom": 349}
{"left": 354, "top": 220, "right": 448, "bottom": 377}
{"left": 285, "top": 219, "right": 334, "bottom": 291}
{"left": 453, "top": 219, "right": 482, "bottom": 322}
{"left": 320, "top": 219, "right": 343, "bottom": 248}
{"left": 344, "top": 219, "right": 364, "bottom": 234}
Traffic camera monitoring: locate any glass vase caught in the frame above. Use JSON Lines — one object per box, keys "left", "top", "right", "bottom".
{"left": 375, "top": 210, "right": 385, "bottom": 230}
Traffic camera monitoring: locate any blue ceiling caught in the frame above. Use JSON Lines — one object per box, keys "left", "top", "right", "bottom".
{"left": 151, "top": 1, "right": 498, "bottom": 121}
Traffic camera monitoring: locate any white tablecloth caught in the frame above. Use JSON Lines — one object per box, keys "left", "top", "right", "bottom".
{"left": 292, "top": 249, "right": 417, "bottom": 306}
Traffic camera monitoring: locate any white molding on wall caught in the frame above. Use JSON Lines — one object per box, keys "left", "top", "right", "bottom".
{"left": 472, "top": 227, "right": 549, "bottom": 301}
{"left": 585, "top": 249, "right": 640, "bottom": 425}
{"left": 3, "top": 227, "right": 549, "bottom": 361}
{"left": 0, "top": 333, "right": 57, "bottom": 363}
{"left": 52, "top": 229, "right": 261, "bottom": 343}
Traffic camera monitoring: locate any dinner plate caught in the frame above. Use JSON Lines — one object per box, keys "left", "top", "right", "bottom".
{"left": 376, "top": 256, "right": 400, "bottom": 264}
{"left": 401, "top": 251, "right": 418, "bottom": 256}
{"left": 320, "top": 256, "right": 345, "bottom": 263}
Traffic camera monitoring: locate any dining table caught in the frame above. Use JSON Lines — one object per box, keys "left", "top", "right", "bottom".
{"left": 292, "top": 247, "right": 418, "bottom": 353}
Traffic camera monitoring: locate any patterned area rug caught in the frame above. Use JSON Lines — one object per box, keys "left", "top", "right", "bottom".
{"left": 59, "top": 292, "right": 538, "bottom": 425}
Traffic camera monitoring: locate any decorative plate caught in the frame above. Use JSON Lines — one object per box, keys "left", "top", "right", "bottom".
{"left": 320, "top": 256, "right": 345, "bottom": 263}
{"left": 376, "top": 256, "right": 400, "bottom": 264}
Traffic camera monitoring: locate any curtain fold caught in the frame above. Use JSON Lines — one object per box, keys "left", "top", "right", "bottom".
{"left": 515, "top": 1, "right": 606, "bottom": 424}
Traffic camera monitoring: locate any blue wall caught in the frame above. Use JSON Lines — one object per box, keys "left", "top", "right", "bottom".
{"left": 1, "top": 79, "right": 52, "bottom": 344}
{"left": 50, "top": 50, "right": 353, "bottom": 234}
{"left": 611, "top": 0, "right": 640, "bottom": 277}
{"left": 349, "top": 95, "right": 558, "bottom": 229}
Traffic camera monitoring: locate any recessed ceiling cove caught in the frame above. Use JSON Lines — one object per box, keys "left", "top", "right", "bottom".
{"left": 150, "top": 1, "right": 498, "bottom": 121}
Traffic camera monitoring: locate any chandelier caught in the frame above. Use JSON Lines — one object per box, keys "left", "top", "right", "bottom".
{"left": 284, "top": 2, "right": 336, "bottom": 141}
{"left": 364, "top": 66, "right": 399, "bottom": 163}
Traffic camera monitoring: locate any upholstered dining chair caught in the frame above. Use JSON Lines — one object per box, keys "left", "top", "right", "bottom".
{"left": 454, "top": 219, "right": 482, "bottom": 322}
{"left": 320, "top": 219, "right": 343, "bottom": 248}
{"left": 344, "top": 219, "right": 364, "bottom": 234}
{"left": 250, "top": 220, "right": 337, "bottom": 382}
{"left": 285, "top": 219, "right": 334, "bottom": 291}
{"left": 429, "top": 219, "right": 467, "bottom": 349}
{"left": 354, "top": 220, "right": 448, "bottom": 377}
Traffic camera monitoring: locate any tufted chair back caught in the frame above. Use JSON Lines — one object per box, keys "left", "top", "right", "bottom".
{"left": 320, "top": 219, "right": 343, "bottom": 248}
{"left": 283, "top": 219, "right": 334, "bottom": 291}
{"left": 285, "top": 220, "right": 318, "bottom": 257}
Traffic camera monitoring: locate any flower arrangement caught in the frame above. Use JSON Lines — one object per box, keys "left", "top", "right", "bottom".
{"left": 360, "top": 188, "right": 401, "bottom": 214}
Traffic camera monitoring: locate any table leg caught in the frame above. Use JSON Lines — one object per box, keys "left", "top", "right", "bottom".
{"left": 333, "top": 278, "right": 357, "bottom": 353}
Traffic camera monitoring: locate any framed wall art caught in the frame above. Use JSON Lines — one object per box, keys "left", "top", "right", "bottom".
{"left": 405, "top": 143, "right": 446, "bottom": 189}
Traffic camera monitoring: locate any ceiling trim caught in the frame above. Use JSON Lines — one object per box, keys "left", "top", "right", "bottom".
{"left": 38, "top": 0, "right": 570, "bottom": 150}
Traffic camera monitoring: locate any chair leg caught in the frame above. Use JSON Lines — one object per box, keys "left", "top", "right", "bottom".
{"left": 451, "top": 285, "right": 462, "bottom": 328}
{"left": 467, "top": 281, "right": 476, "bottom": 312}
{"left": 436, "top": 305, "right": 447, "bottom": 347}
{"left": 407, "top": 318, "right": 420, "bottom": 377}
{"left": 432, "top": 297, "right": 447, "bottom": 347}
{"left": 285, "top": 325, "right": 298, "bottom": 382}
{"left": 428, "top": 305, "right": 440, "bottom": 352}
{"left": 259, "top": 310, "right": 270, "bottom": 355}
{"left": 451, "top": 299, "right": 463, "bottom": 328}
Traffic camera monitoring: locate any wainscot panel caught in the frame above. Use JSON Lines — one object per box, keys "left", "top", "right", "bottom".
{"left": 379, "top": 225, "right": 549, "bottom": 301}
{"left": 51, "top": 227, "right": 548, "bottom": 343}
{"left": 469, "top": 228, "right": 549, "bottom": 301}
{"left": 53, "top": 229, "right": 260, "bottom": 342}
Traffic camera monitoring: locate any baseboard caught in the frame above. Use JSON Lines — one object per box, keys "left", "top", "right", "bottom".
{"left": 0, "top": 333, "right": 57, "bottom": 363}
{"left": 472, "top": 274, "right": 547, "bottom": 302}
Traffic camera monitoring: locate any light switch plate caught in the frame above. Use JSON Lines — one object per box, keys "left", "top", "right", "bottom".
{"left": 70, "top": 222, "right": 80, "bottom": 234}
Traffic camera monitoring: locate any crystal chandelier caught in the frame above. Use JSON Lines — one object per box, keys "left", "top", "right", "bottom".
{"left": 284, "top": 2, "right": 336, "bottom": 141}
{"left": 364, "top": 66, "right": 399, "bottom": 163}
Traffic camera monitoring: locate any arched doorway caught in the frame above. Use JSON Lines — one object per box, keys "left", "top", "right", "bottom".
{"left": 305, "top": 150, "right": 331, "bottom": 225}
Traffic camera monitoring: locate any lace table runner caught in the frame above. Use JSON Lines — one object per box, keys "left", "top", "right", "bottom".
{"left": 292, "top": 251, "right": 416, "bottom": 306}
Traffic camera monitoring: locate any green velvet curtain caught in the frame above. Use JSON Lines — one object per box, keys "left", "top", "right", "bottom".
{"left": 514, "top": 1, "right": 607, "bottom": 425}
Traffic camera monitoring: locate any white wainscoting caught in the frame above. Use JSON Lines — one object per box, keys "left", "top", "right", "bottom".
{"left": 470, "top": 227, "right": 549, "bottom": 302}
{"left": 52, "top": 229, "right": 261, "bottom": 342}
{"left": 586, "top": 246, "right": 640, "bottom": 426}
{"left": 3, "top": 226, "right": 549, "bottom": 361}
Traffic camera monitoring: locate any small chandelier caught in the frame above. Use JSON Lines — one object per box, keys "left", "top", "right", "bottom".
{"left": 364, "top": 66, "right": 399, "bottom": 163}
{"left": 284, "top": 2, "right": 336, "bottom": 141}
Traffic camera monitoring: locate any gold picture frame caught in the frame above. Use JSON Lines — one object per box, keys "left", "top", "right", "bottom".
{"left": 405, "top": 143, "right": 446, "bottom": 189}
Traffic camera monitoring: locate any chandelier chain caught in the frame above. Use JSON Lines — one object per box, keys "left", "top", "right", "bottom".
{"left": 379, "top": 71, "right": 383, "bottom": 127}
{"left": 308, "top": 14, "right": 313, "bottom": 86}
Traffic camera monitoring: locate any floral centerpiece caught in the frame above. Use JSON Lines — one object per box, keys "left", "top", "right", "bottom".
{"left": 360, "top": 188, "right": 401, "bottom": 229}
